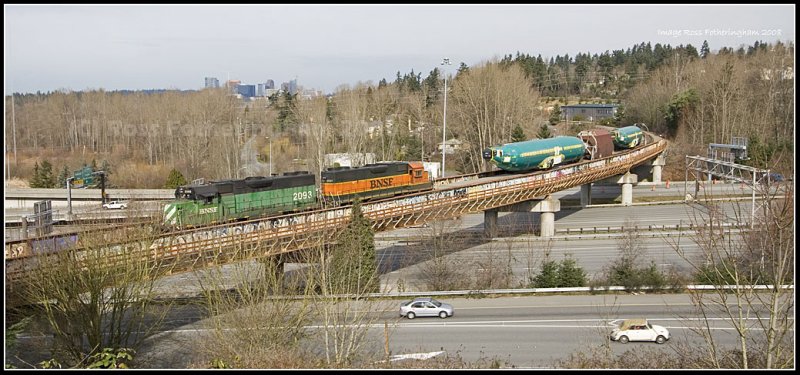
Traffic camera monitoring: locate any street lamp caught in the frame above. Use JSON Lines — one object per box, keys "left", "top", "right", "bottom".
{"left": 441, "top": 57, "right": 451, "bottom": 178}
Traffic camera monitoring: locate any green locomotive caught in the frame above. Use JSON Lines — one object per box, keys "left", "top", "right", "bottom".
{"left": 163, "top": 172, "right": 317, "bottom": 227}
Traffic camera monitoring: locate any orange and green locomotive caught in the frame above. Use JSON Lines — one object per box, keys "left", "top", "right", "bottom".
{"left": 163, "top": 162, "right": 433, "bottom": 227}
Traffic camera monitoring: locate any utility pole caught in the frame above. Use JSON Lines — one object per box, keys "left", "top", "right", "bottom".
{"left": 441, "top": 57, "right": 451, "bottom": 178}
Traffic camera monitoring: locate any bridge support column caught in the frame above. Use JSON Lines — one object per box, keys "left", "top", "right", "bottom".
{"left": 260, "top": 254, "right": 285, "bottom": 290}
{"left": 650, "top": 155, "right": 666, "bottom": 184}
{"left": 484, "top": 209, "right": 498, "bottom": 238}
{"left": 489, "top": 195, "right": 560, "bottom": 238}
{"left": 618, "top": 172, "right": 638, "bottom": 206}
{"left": 580, "top": 183, "right": 592, "bottom": 207}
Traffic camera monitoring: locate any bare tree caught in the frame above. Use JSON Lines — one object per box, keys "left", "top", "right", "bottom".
{"left": 16, "top": 217, "right": 173, "bottom": 367}
{"left": 665, "top": 183, "right": 794, "bottom": 368}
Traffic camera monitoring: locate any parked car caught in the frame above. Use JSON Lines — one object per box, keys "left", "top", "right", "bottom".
{"left": 399, "top": 297, "right": 454, "bottom": 319}
{"left": 102, "top": 201, "right": 128, "bottom": 210}
{"left": 610, "top": 318, "right": 670, "bottom": 344}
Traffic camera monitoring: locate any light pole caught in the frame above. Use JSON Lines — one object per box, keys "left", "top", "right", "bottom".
{"left": 265, "top": 137, "right": 273, "bottom": 176}
{"left": 66, "top": 177, "right": 74, "bottom": 217}
{"left": 441, "top": 57, "right": 451, "bottom": 178}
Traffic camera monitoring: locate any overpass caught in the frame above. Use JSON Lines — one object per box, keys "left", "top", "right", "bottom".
{"left": 5, "top": 136, "right": 667, "bottom": 301}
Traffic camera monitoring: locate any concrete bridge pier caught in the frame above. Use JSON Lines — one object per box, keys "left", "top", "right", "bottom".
{"left": 484, "top": 210, "right": 498, "bottom": 238}
{"left": 649, "top": 155, "right": 666, "bottom": 184}
{"left": 580, "top": 183, "right": 592, "bottom": 207}
{"left": 616, "top": 172, "right": 638, "bottom": 206}
{"left": 483, "top": 195, "right": 561, "bottom": 238}
{"left": 259, "top": 254, "right": 286, "bottom": 288}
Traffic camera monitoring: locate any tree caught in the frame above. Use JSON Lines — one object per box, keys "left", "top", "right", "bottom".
{"left": 329, "top": 201, "right": 378, "bottom": 294}
{"left": 536, "top": 123, "right": 552, "bottom": 139}
{"left": 557, "top": 256, "right": 586, "bottom": 287}
{"left": 164, "top": 168, "right": 187, "bottom": 189}
{"left": 510, "top": 124, "right": 526, "bottom": 142}
{"left": 17, "top": 221, "right": 173, "bottom": 367}
{"left": 532, "top": 259, "right": 560, "bottom": 288}
{"left": 39, "top": 160, "right": 56, "bottom": 188}
{"left": 57, "top": 165, "right": 71, "bottom": 188}
{"left": 666, "top": 184, "right": 794, "bottom": 368}
{"left": 30, "top": 161, "right": 42, "bottom": 188}
{"left": 549, "top": 103, "right": 562, "bottom": 125}
{"left": 700, "top": 40, "right": 710, "bottom": 59}
{"left": 613, "top": 104, "right": 626, "bottom": 126}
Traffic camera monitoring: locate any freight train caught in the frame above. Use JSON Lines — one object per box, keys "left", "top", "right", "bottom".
{"left": 483, "top": 125, "right": 644, "bottom": 172}
{"left": 163, "top": 161, "right": 432, "bottom": 227}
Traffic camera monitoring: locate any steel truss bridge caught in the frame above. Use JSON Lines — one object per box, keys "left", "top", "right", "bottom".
{"left": 5, "top": 136, "right": 667, "bottom": 302}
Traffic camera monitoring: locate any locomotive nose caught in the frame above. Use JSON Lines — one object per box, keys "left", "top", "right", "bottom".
{"left": 482, "top": 148, "right": 493, "bottom": 160}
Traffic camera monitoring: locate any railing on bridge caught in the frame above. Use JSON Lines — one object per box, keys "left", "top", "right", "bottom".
{"left": 6, "top": 138, "right": 667, "bottom": 298}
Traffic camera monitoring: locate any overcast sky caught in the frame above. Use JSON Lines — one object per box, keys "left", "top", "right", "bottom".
{"left": 4, "top": 4, "right": 795, "bottom": 95}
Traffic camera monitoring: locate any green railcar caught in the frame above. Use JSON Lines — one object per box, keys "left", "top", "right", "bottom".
{"left": 482, "top": 136, "right": 587, "bottom": 172}
{"left": 611, "top": 125, "right": 645, "bottom": 149}
{"left": 163, "top": 172, "right": 317, "bottom": 227}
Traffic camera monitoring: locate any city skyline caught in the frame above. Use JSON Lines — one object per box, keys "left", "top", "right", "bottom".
{"left": 4, "top": 4, "right": 795, "bottom": 95}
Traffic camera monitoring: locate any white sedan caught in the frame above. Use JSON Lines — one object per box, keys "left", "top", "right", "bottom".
{"left": 102, "top": 201, "right": 128, "bottom": 210}
{"left": 610, "top": 319, "right": 670, "bottom": 344}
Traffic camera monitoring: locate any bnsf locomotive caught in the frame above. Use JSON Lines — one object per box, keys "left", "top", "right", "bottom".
{"left": 163, "top": 161, "right": 432, "bottom": 227}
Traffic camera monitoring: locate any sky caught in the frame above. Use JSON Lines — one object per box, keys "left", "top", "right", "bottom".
{"left": 4, "top": 4, "right": 796, "bottom": 95}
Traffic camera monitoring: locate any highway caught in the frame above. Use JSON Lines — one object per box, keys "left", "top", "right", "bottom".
{"left": 130, "top": 293, "right": 782, "bottom": 368}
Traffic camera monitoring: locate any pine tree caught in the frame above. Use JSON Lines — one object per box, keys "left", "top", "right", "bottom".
{"left": 532, "top": 260, "right": 559, "bottom": 288}
{"left": 329, "top": 201, "right": 378, "bottom": 294}
{"left": 30, "top": 162, "right": 42, "bottom": 188}
{"left": 557, "top": 257, "right": 586, "bottom": 287}
{"left": 164, "top": 168, "right": 188, "bottom": 189}
{"left": 536, "top": 123, "right": 552, "bottom": 139}
{"left": 700, "top": 40, "right": 710, "bottom": 59}
{"left": 549, "top": 104, "right": 561, "bottom": 125}
{"left": 57, "top": 165, "right": 71, "bottom": 189}
{"left": 510, "top": 124, "right": 526, "bottom": 143}
{"left": 39, "top": 160, "right": 56, "bottom": 188}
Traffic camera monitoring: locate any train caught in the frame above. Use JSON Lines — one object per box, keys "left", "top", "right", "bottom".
{"left": 163, "top": 161, "right": 432, "bottom": 227}
{"left": 165, "top": 125, "right": 645, "bottom": 227}
{"left": 483, "top": 125, "right": 644, "bottom": 172}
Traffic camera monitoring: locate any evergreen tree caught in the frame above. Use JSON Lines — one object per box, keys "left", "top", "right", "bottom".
{"left": 536, "top": 123, "right": 552, "bottom": 139}
{"left": 549, "top": 104, "right": 561, "bottom": 125}
{"left": 613, "top": 104, "right": 626, "bottom": 126}
{"left": 532, "top": 259, "right": 559, "bottom": 288}
{"left": 700, "top": 40, "right": 710, "bottom": 59}
{"left": 510, "top": 124, "right": 526, "bottom": 143}
{"left": 39, "top": 160, "right": 56, "bottom": 188}
{"left": 164, "top": 168, "right": 188, "bottom": 189}
{"left": 57, "top": 165, "right": 71, "bottom": 189}
{"left": 90, "top": 159, "right": 98, "bottom": 172}
{"left": 30, "top": 162, "right": 42, "bottom": 188}
{"left": 557, "top": 257, "right": 586, "bottom": 287}
{"left": 329, "top": 201, "right": 378, "bottom": 294}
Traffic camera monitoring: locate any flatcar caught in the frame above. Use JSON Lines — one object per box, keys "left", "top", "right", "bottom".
{"left": 163, "top": 172, "right": 317, "bottom": 227}
{"left": 321, "top": 161, "right": 433, "bottom": 205}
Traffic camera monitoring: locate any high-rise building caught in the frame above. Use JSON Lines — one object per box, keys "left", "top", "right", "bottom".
{"left": 204, "top": 77, "right": 219, "bottom": 88}
{"left": 256, "top": 83, "right": 265, "bottom": 97}
{"left": 237, "top": 85, "right": 256, "bottom": 98}
{"left": 265, "top": 79, "right": 275, "bottom": 89}
{"left": 288, "top": 79, "right": 298, "bottom": 95}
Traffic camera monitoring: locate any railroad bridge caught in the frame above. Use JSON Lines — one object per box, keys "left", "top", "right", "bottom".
{"left": 5, "top": 136, "right": 667, "bottom": 304}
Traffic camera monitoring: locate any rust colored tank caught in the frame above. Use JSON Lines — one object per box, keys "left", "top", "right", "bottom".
{"left": 579, "top": 128, "right": 613, "bottom": 160}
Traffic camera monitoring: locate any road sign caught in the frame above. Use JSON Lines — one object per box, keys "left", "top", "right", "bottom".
{"left": 72, "top": 166, "right": 94, "bottom": 188}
